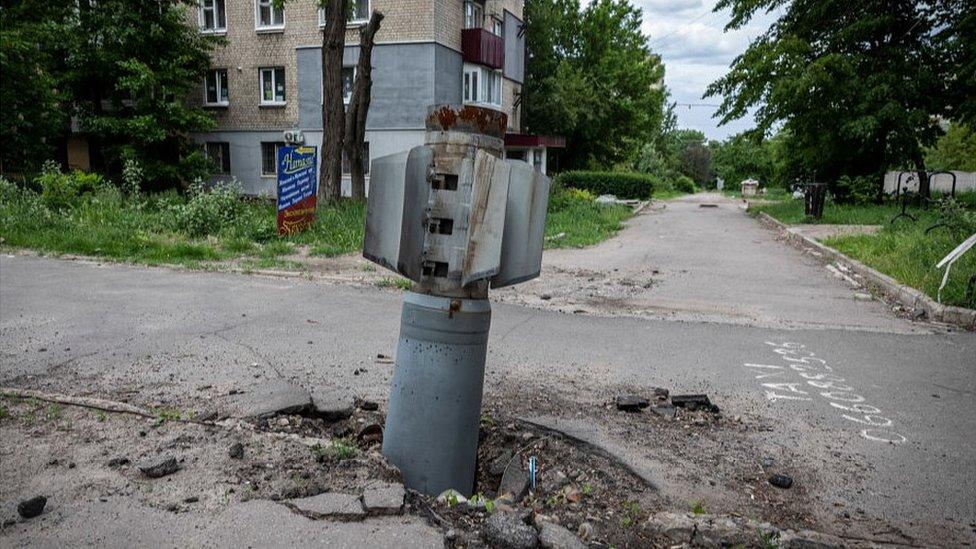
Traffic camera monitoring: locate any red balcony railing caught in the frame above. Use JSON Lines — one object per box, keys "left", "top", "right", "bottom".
{"left": 461, "top": 28, "right": 504, "bottom": 70}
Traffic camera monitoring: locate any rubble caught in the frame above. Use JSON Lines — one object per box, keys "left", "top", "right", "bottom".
{"left": 614, "top": 394, "right": 649, "bottom": 412}
{"left": 671, "top": 394, "right": 720, "bottom": 413}
{"left": 769, "top": 473, "right": 794, "bottom": 489}
{"left": 288, "top": 492, "right": 365, "bottom": 519}
{"left": 138, "top": 456, "right": 180, "bottom": 478}
{"left": 17, "top": 496, "right": 47, "bottom": 519}
{"left": 498, "top": 459, "right": 531, "bottom": 503}
{"left": 310, "top": 389, "right": 355, "bottom": 421}
{"left": 223, "top": 381, "right": 312, "bottom": 419}
{"left": 362, "top": 481, "right": 405, "bottom": 515}
{"left": 484, "top": 511, "right": 539, "bottom": 549}
{"left": 228, "top": 442, "right": 244, "bottom": 459}
{"left": 538, "top": 522, "right": 586, "bottom": 549}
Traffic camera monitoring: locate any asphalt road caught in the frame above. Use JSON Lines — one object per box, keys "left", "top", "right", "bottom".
{"left": 1, "top": 196, "right": 974, "bottom": 544}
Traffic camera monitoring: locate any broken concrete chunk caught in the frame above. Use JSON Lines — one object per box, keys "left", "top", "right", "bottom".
{"left": 498, "top": 459, "right": 531, "bottom": 503}
{"left": 652, "top": 387, "right": 669, "bottom": 400}
{"left": 355, "top": 397, "right": 379, "bottom": 412}
{"left": 615, "top": 395, "right": 649, "bottom": 412}
{"left": 228, "top": 442, "right": 244, "bottom": 459}
{"left": 484, "top": 511, "right": 539, "bottom": 549}
{"left": 362, "top": 481, "right": 405, "bottom": 515}
{"left": 138, "top": 456, "right": 180, "bottom": 479}
{"left": 538, "top": 522, "right": 586, "bottom": 549}
{"left": 223, "top": 381, "right": 312, "bottom": 419}
{"left": 310, "top": 389, "right": 355, "bottom": 421}
{"left": 671, "top": 394, "right": 720, "bottom": 413}
{"left": 17, "top": 496, "right": 47, "bottom": 519}
{"left": 649, "top": 404, "right": 677, "bottom": 419}
{"left": 769, "top": 473, "right": 794, "bottom": 489}
{"left": 288, "top": 492, "right": 364, "bottom": 519}
{"left": 489, "top": 450, "right": 514, "bottom": 476}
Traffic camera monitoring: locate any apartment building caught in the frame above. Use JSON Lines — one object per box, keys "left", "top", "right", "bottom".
{"left": 190, "top": 0, "right": 562, "bottom": 196}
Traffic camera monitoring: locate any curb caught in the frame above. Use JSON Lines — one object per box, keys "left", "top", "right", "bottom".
{"left": 754, "top": 211, "right": 976, "bottom": 331}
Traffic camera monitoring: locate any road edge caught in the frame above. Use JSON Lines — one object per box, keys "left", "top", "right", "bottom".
{"left": 754, "top": 211, "right": 976, "bottom": 331}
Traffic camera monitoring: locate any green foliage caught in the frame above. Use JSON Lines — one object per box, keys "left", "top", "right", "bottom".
{"left": 524, "top": 0, "right": 666, "bottom": 168}
{"left": 833, "top": 175, "right": 878, "bottom": 205}
{"left": 673, "top": 175, "right": 697, "bottom": 194}
{"left": 691, "top": 499, "right": 706, "bottom": 515}
{"left": 707, "top": 0, "right": 972, "bottom": 185}
{"left": 171, "top": 181, "right": 248, "bottom": 237}
{"left": 36, "top": 162, "right": 107, "bottom": 211}
{"left": 0, "top": 1, "right": 73, "bottom": 176}
{"left": 556, "top": 171, "right": 655, "bottom": 199}
{"left": 1, "top": 0, "right": 220, "bottom": 188}
{"left": 328, "top": 438, "right": 359, "bottom": 460}
{"left": 710, "top": 131, "right": 791, "bottom": 189}
{"left": 926, "top": 123, "right": 976, "bottom": 172}
{"left": 546, "top": 187, "right": 633, "bottom": 248}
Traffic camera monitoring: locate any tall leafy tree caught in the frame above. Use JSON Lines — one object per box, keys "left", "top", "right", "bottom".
{"left": 71, "top": 0, "right": 219, "bottom": 189}
{"left": 706, "top": 0, "right": 970, "bottom": 196}
{"left": 524, "top": 0, "right": 666, "bottom": 169}
{"left": 0, "top": 0, "right": 75, "bottom": 176}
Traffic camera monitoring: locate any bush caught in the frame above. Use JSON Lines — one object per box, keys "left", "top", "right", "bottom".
{"left": 36, "top": 161, "right": 107, "bottom": 211}
{"left": 833, "top": 175, "right": 877, "bottom": 204}
{"left": 674, "top": 175, "right": 697, "bottom": 194}
{"left": 171, "top": 180, "right": 248, "bottom": 237}
{"left": 555, "top": 171, "right": 655, "bottom": 199}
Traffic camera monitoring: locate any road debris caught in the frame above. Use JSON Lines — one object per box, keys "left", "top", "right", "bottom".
{"left": 17, "top": 496, "right": 47, "bottom": 519}
{"left": 362, "top": 481, "right": 405, "bottom": 515}
{"left": 228, "top": 442, "right": 244, "bottom": 459}
{"left": 138, "top": 456, "right": 180, "bottom": 478}
{"left": 484, "top": 511, "right": 539, "bottom": 549}
{"left": 498, "top": 459, "right": 531, "bottom": 503}
{"left": 769, "top": 473, "right": 794, "bottom": 489}
{"left": 614, "top": 394, "right": 649, "bottom": 412}
{"left": 671, "top": 393, "right": 720, "bottom": 413}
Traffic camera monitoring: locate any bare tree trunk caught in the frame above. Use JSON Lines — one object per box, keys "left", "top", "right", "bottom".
{"left": 320, "top": 0, "right": 347, "bottom": 202}
{"left": 912, "top": 149, "right": 929, "bottom": 200}
{"left": 344, "top": 11, "right": 383, "bottom": 201}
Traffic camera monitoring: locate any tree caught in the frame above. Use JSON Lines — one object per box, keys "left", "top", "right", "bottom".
{"left": 0, "top": 1, "right": 74, "bottom": 176}
{"left": 70, "top": 0, "right": 219, "bottom": 189}
{"left": 706, "top": 0, "right": 969, "bottom": 197}
{"left": 344, "top": 10, "right": 383, "bottom": 201}
{"left": 679, "top": 141, "right": 713, "bottom": 187}
{"left": 524, "top": 0, "right": 666, "bottom": 169}
{"left": 925, "top": 123, "right": 976, "bottom": 172}
{"left": 319, "top": 0, "right": 347, "bottom": 202}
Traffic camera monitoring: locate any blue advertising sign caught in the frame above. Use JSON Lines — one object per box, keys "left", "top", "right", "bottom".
{"left": 276, "top": 145, "right": 318, "bottom": 235}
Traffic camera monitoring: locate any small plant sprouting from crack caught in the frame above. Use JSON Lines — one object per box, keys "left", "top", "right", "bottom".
{"left": 313, "top": 438, "right": 359, "bottom": 461}
{"left": 96, "top": 410, "right": 108, "bottom": 422}
{"left": 692, "top": 499, "right": 706, "bottom": 515}
{"left": 758, "top": 529, "right": 780, "bottom": 549}
{"left": 619, "top": 499, "right": 642, "bottom": 528}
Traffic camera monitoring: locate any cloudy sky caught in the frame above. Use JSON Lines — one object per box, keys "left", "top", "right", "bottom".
{"left": 635, "top": 0, "right": 779, "bottom": 140}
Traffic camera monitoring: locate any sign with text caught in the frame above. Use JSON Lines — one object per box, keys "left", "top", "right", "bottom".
{"left": 277, "top": 145, "right": 318, "bottom": 235}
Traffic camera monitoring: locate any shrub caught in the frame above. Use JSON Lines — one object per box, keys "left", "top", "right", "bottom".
{"left": 833, "top": 175, "right": 877, "bottom": 204}
{"left": 36, "top": 161, "right": 106, "bottom": 211}
{"left": 171, "top": 180, "right": 247, "bottom": 237}
{"left": 674, "top": 175, "right": 697, "bottom": 194}
{"left": 555, "top": 171, "right": 655, "bottom": 199}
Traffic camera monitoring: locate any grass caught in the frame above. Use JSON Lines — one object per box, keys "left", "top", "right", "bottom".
{"left": 751, "top": 194, "right": 976, "bottom": 308}
{"left": 545, "top": 188, "right": 634, "bottom": 249}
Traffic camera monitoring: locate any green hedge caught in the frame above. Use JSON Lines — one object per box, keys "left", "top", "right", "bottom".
{"left": 555, "top": 171, "right": 655, "bottom": 199}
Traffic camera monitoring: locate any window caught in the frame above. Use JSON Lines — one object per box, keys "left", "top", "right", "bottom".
{"left": 261, "top": 142, "right": 285, "bottom": 176}
{"left": 463, "top": 64, "right": 501, "bottom": 107}
{"left": 318, "top": 0, "right": 370, "bottom": 26}
{"left": 259, "top": 67, "right": 285, "bottom": 105}
{"left": 205, "top": 142, "right": 231, "bottom": 174}
{"left": 255, "top": 0, "right": 284, "bottom": 30}
{"left": 199, "top": 0, "right": 226, "bottom": 33}
{"left": 204, "top": 69, "right": 229, "bottom": 105}
{"left": 342, "top": 142, "right": 370, "bottom": 175}
{"left": 491, "top": 17, "right": 503, "bottom": 36}
{"left": 463, "top": 1, "right": 484, "bottom": 29}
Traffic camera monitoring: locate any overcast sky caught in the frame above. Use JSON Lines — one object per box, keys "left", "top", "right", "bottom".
{"left": 634, "top": 0, "right": 779, "bottom": 141}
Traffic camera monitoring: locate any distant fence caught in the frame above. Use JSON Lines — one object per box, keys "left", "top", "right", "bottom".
{"left": 884, "top": 171, "right": 976, "bottom": 195}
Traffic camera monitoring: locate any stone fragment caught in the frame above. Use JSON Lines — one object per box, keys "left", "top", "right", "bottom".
{"left": 489, "top": 450, "right": 514, "bottom": 476}
{"left": 106, "top": 457, "right": 130, "bottom": 468}
{"left": 649, "top": 404, "right": 676, "bottom": 419}
{"left": 362, "top": 481, "right": 405, "bottom": 515}
{"left": 538, "top": 522, "right": 586, "bottom": 549}
{"left": 228, "top": 442, "right": 244, "bottom": 459}
{"left": 484, "top": 511, "right": 539, "bottom": 549}
{"left": 223, "top": 381, "right": 312, "bottom": 419}
{"left": 355, "top": 397, "right": 379, "bottom": 411}
{"left": 138, "top": 456, "right": 180, "bottom": 479}
{"left": 769, "top": 473, "right": 794, "bottom": 489}
{"left": 357, "top": 423, "right": 383, "bottom": 444}
{"left": 288, "top": 492, "right": 364, "bottom": 519}
{"left": 652, "top": 387, "right": 670, "bottom": 400}
{"left": 671, "top": 394, "right": 720, "bottom": 413}
{"left": 310, "top": 389, "right": 355, "bottom": 421}
{"left": 614, "top": 395, "right": 649, "bottom": 412}
{"left": 498, "top": 459, "right": 531, "bottom": 503}
{"left": 17, "top": 496, "right": 47, "bottom": 519}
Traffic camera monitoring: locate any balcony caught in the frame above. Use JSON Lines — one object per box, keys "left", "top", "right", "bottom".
{"left": 461, "top": 28, "right": 504, "bottom": 70}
